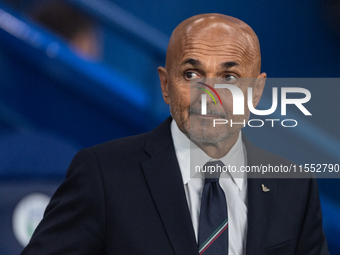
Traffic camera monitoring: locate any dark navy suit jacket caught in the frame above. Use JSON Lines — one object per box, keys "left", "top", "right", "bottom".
{"left": 21, "top": 117, "right": 329, "bottom": 255}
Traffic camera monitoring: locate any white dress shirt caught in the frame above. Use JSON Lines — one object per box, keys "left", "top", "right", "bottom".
{"left": 171, "top": 120, "right": 248, "bottom": 255}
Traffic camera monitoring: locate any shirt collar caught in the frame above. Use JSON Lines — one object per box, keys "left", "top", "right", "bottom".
{"left": 171, "top": 119, "right": 246, "bottom": 191}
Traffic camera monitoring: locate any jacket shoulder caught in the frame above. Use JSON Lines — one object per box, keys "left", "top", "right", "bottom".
{"left": 89, "top": 132, "right": 148, "bottom": 158}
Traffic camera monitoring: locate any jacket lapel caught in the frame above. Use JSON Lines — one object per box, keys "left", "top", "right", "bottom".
{"left": 243, "top": 134, "right": 276, "bottom": 254}
{"left": 141, "top": 117, "right": 198, "bottom": 255}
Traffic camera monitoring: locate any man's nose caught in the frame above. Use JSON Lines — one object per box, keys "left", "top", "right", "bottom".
{"left": 205, "top": 91, "right": 217, "bottom": 105}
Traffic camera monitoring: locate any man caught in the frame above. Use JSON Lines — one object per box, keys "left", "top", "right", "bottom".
{"left": 22, "top": 14, "right": 329, "bottom": 255}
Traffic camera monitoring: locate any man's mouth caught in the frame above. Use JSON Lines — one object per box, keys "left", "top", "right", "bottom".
{"left": 195, "top": 114, "right": 222, "bottom": 119}
{"left": 189, "top": 108, "right": 228, "bottom": 119}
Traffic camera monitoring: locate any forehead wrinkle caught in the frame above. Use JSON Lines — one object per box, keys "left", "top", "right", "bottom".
{"left": 185, "top": 41, "right": 253, "bottom": 56}
{"left": 180, "top": 51, "right": 246, "bottom": 68}
{"left": 180, "top": 53, "right": 246, "bottom": 75}
{"left": 180, "top": 41, "right": 254, "bottom": 67}
{"left": 228, "top": 24, "right": 261, "bottom": 74}
{"left": 179, "top": 33, "right": 255, "bottom": 62}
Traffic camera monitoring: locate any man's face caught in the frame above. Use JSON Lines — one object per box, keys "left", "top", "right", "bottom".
{"left": 159, "top": 20, "right": 265, "bottom": 145}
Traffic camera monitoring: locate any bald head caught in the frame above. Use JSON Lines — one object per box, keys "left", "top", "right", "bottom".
{"left": 165, "top": 13, "right": 262, "bottom": 76}
{"left": 158, "top": 14, "right": 266, "bottom": 155}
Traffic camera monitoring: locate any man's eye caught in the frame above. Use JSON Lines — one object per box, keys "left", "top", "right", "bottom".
{"left": 224, "top": 74, "right": 237, "bottom": 83}
{"left": 185, "top": 71, "right": 200, "bottom": 79}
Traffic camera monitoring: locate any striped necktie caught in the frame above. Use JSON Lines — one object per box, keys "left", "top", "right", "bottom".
{"left": 198, "top": 160, "right": 228, "bottom": 255}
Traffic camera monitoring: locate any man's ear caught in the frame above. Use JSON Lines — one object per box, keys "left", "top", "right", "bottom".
{"left": 252, "top": 72, "right": 267, "bottom": 108}
{"left": 158, "top": 66, "right": 170, "bottom": 105}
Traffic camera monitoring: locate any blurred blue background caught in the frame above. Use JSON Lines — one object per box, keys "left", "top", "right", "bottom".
{"left": 0, "top": 0, "right": 339, "bottom": 254}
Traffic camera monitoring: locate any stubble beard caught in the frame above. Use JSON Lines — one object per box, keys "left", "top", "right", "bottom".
{"left": 187, "top": 117, "right": 240, "bottom": 144}
{"left": 171, "top": 106, "right": 240, "bottom": 144}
